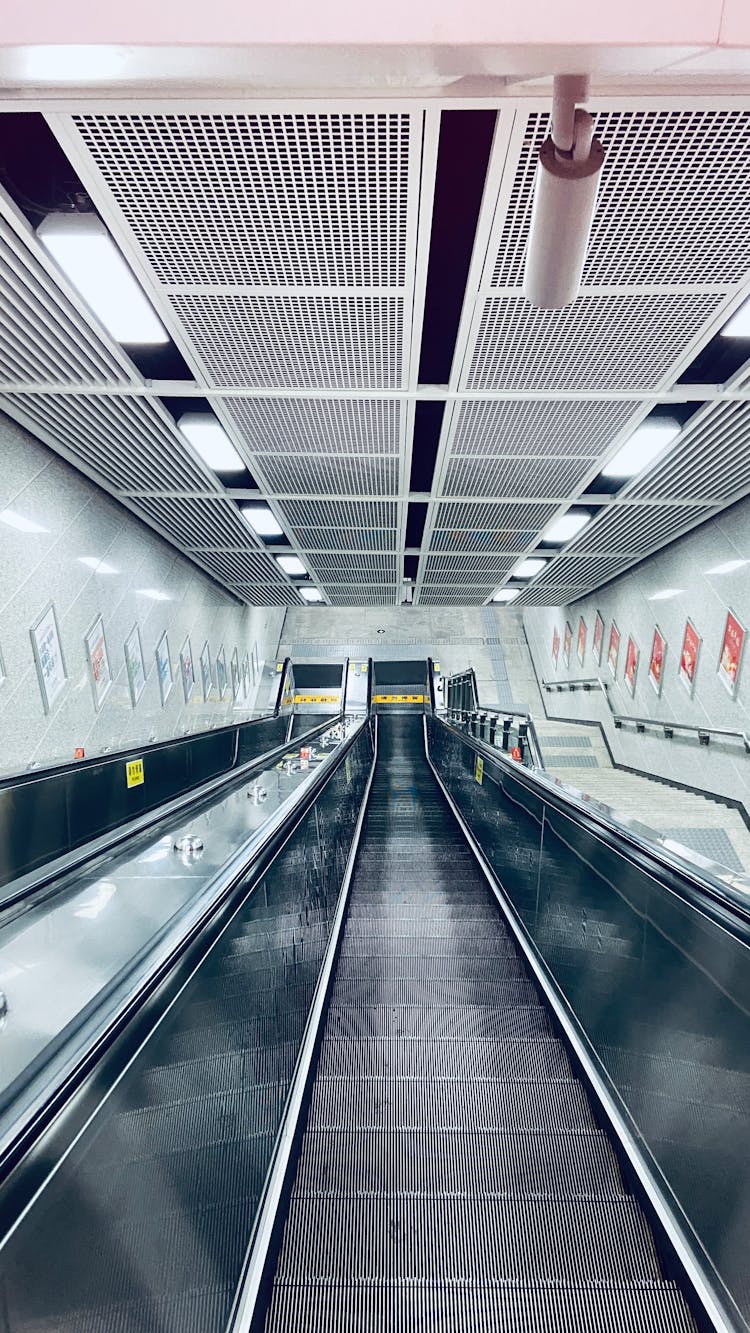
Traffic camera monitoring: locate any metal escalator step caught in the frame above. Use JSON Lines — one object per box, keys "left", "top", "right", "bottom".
{"left": 343, "top": 919, "right": 517, "bottom": 941}
{"left": 117, "top": 1044, "right": 300, "bottom": 1109}
{"left": 264, "top": 1280, "right": 698, "bottom": 1333}
{"left": 324, "top": 1004, "right": 553, "bottom": 1042}
{"left": 177, "top": 979, "right": 319, "bottom": 1031}
{"left": 308, "top": 1077, "right": 596, "bottom": 1132}
{"left": 293, "top": 1128, "right": 624, "bottom": 1197}
{"left": 337, "top": 939, "right": 526, "bottom": 965}
{"left": 317, "top": 1037, "right": 571, "bottom": 1081}
{"left": 328, "top": 978, "right": 539, "bottom": 1007}
{"left": 164, "top": 1011, "right": 308, "bottom": 1062}
{"left": 345, "top": 902, "right": 503, "bottom": 920}
{"left": 274, "top": 1196, "right": 661, "bottom": 1282}
{"left": 10, "top": 1285, "right": 235, "bottom": 1333}
{"left": 90, "top": 1084, "right": 286, "bottom": 1165}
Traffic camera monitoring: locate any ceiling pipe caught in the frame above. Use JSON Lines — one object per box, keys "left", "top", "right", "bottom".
{"left": 523, "top": 75, "right": 605, "bottom": 309}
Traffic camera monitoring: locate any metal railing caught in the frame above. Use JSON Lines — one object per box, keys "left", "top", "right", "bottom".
{"left": 542, "top": 676, "right": 750, "bottom": 754}
{"left": 444, "top": 668, "right": 544, "bottom": 769}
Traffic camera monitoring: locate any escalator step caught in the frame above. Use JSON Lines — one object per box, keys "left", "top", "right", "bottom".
{"left": 324, "top": 1004, "right": 553, "bottom": 1042}
{"left": 308, "top": 1076, "right": 596, "bottom": 1132}
{"left": 118, "top": 1044, "right": 300, "bottom": 1109}
{"left": 317, "top": 1036, "right": 571, "bottom": 1080}
{"left": 342, "top": 919, "right": 518, "bottom": 941}
{"left": 329, "top": 978, "right": 538, "bottom": 1007}
{"left": 337, "top": 939, "right": 527, "bottom": 964}
{"left": 90, "top": 1084, "right": 286, "bottom": 1164}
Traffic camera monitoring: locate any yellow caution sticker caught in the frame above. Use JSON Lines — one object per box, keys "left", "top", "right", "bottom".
{"left": 475, "top": 755, "right": 484, "bottom": 786}
{"left": 126, "top": 758, "right": 145, "bottom": 789}
{"left": 433, "top": 662, "right": 441, "bottom": 673}
{"left": 294, "top": 693, "right": 339, "bottom": 704}
{"left": 276, "top": 662, "right": 284, "bottom": 672}
{"left": 373, "top": 694, "right": 425, "bottom": 704}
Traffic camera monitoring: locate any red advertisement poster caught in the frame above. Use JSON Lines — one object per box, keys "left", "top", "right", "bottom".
{"left": 624, "top": 636, "right": 639, "bottom": 697}
{"left": 648, "top": 626, "right": 666, "bottom": 696}
{"left": 607, "top": 621, "right": 620, "bottom": 678}
{"left": 593, "top": 611, "right": 604, "bottom": 667}
{"left": 563, "top": 621, "right": 572, "bottom": 669}
{"left": 718, "top": 609, "right": 746, "bottom": 697}
{"left": 577, "top": 617, "right": 587, "bottom": 666}
{"left": 678, "top": 619, "right": 701, "bottom": 696}
{"left": 551, "top": 626, "right": 560, "bottom": 668}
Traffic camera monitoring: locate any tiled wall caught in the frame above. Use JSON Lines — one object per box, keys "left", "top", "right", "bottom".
{"left": 0, "top": 415, "right": 285, "bottom": 778}
{"left": 523, "top": 496, "right": 750, "bottom": 811}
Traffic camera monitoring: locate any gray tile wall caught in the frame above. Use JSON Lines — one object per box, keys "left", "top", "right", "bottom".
{"left": 0, "top": 414, "right": 285, "bottom": 777}
{"left": 523, "top": 497, "right": 750, "bottom": 810}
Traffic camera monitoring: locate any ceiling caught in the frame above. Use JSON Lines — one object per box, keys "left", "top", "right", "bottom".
{"left": 2, "top": 96, "right": 750, "bottom": 607}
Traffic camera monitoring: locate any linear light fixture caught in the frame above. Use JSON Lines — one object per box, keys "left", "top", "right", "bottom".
{"left": 602, "top": 419, "right": 681, "bottom": 479}
{"left": 276, "top": 555, "right": 307, "bottom": 576}
{"left": 37, "top": 211, "right": 167, "bottom": 344}
{"left": 720, "top": 298, "right": 750, "bottom": 338}
{"left": 542, "top": 510, "right": 591, "bottom": 544}
{"left": 179, "top": 414, "right": 244, "bottom": 473}
{"left": 242, "top": 504, "right": 284, "bottom": 538}
{"left": 513, "top": 557, "right": 547, "bottom": 578}
{"left": 299, "top": 587, "right": 323, "bottom": 602}
{"left": 492, "top": 587, "right": 521, "bottom": 603}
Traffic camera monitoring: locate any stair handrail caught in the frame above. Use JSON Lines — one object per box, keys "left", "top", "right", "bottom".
{"left": 542, "top": 676, "right": 750, "bottom": 753}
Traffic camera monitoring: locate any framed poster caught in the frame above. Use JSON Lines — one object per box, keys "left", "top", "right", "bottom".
{"left": 155, "top": 631, "right": 173, "bottom": 706}
{"left": 562, "top": 621, "right": 573, "bottom": 669}
{"left": 593, "top": 611, "right": 604, "bottom": 667}
{"left": 624, "top": 635, "right": 639, "bottom": 697}
{"left": 678, "top": 619, "right": 701, "bottom": 696}
{"left": 85, "top": 616, "right": 113, "bottom": 711}
{"left": 231, "top": 647, "right": 241, "bottom": 700}
{"left": 576, "top": 616, "right": 587, "bottom": 667}
{"left": 648, "top": 626, "right": 667, "bottom": 696}
{"left": 251, "top": 642, "right": 259, "bottom": 684}
{"left": 30, "top": 602, "right": 67, "bottom": 714}
{"left": 216, "top": 645, "right": 228, "bottom": 699}
{"left": 180, "top": 637, "right": 195, "bottom": 703}
{"left": 551, "top": 626, "right": 560, "bottom": 669}
{"left": 607, "top": 621, "right": 620, "bottom": 679}
{"left": 200, "top": 640, "right": 213, "bottom": 702}
{"left": 124, "top": 623, "right": 146, "bottom": 707}
{"left": 242, "top": 651, "right": 251, "bottom": 699}
{"left": 718, "top": 609, "right": 746, "bottom": 698}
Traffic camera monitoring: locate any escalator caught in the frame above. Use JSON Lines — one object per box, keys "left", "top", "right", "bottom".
{"left": 0, "top": 710, "right": 746, "bottom": 1331}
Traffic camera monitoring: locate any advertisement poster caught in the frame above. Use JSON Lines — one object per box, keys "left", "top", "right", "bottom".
{"left": 577, "top": 617, "right": 587, "bottom": 667}
{"left": 216, "top": 645, "right": 228, "bottom": 699}
{"left": 231, "top": 648, "right": 241, "bottom": 701}
{"left": 624, "top": 635, "right": 639, "bottom": 697}
{"left": 593, "top": 611, "right": 604, "bottom": 666}
{"left": 563, "top": 621, "right": 572, "bottom": 669}
{"left": 30, "top": 602, "right": 67, "bottom": 714}
{"left": 155, "top": 631, "right": 173, "bottom": 706}
{"left": 180, "top": 637, "right": 195, "bottom": 703}
{"left": 648, "top": 626, "right": 666, "bottom": 696}
{"left": 718, "top": 610, "right": 746, "bottom": 698}
{"left": 607, "top": 621, "right": 620, "bottom": 678}
{"left": 551, "top": 626, "right": 560, "bottom": 669}
{"left": 200, "top": 641, "right": 213, "bottom": 702}
{"left": 85, "top": 616, "right": 113, "bottom": 711}
{"left": 678, "top": 619, "right": 701, "bottom": 696}
{"left": 124, "top": 624, "right": 146, "bottom": 707}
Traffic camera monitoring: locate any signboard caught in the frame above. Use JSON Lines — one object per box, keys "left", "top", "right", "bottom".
{"left": 84, "top": 614, "right": 113, "bottom": 711}
{"left": 593, "top": 611, "right": 604, "bottom": 667}
{"left": 607, "top": 621, "right": 620, "bottom": 679}
{"left": 576, "top": 617, "right": 587, "bottom": 667}
{"left": 295, "top": 692, "right": 340, "bottom": 704}
{"left": 30, "top": 602, "right": 67, "bottom": 714}
{"left": 551, "top": 627, "right": 560, "bottom": 669}
{"left": 373, "top": 693, "right": 425, "bottom": 704}
{"left": 678, "top": 619, "right": 701, "bottom": 696}
{"left": 624, "top": 636, "right": 639, "bottom": 697}
{"left": 124, "top": 624, "right": 146, "bottom": 707}
{"left": 562, "top": 621, "right": 572, "bottom": 669}
{"left": 475, "top": 755, "right": 484, "bottom": 785}
{"left": 648, "top": 626, "right": 666, "bottom": 696}
{"left": 718, "top": 610, "right": 746, "bottom": 698}
{"left": 126, "top": 757, "right": 144, "bottom": 788}
{"left": 155, "top": 631, "right": 173, "bottom": 706}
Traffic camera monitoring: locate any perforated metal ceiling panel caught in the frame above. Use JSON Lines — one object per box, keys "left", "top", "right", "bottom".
{"left": 1, "top": 97, "right": 750, "bottom": 610}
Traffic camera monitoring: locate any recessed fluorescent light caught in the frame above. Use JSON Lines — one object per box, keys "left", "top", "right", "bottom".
{"left": 37, "top": 212, "right": 167, "bottom": 345}
{"left": 179, "top": 414, "right": 244, "bottom": 473}
{"left": 300, "top": 587, "right": 323, "bottom": 602}
{"left": 137, "top": 588, "right": 171, "bottom": 601}
{"left": 706, "top": 558, "right": 749, "bottom": 575}
{"left": 492, "top": 587, "right": 521, "bottom": 603}
{"left": 513, "top": 557, "right": 547, "bottom": 578}
{"left": 542, "top": 511, "right": 591, "bottom": 544}
{"left": 0, "top": 508, "right": 47, "bottom": 534}
{"left": 602, "top": 419, "right": 681, "bottom": 479}
{"left": 648, "top": 589, "right": 684, "bottom": 601}
{"left": 720, "top": 298, "right": 750, "bottom": 338}
{"left": 242, "top": 504, "right": 284, "bottom": 538}
{"left": 276, "top": 555, "right": 307, "bottom": 576}
{"left": 78, "top": 556, "right": 118, "bottom": 574}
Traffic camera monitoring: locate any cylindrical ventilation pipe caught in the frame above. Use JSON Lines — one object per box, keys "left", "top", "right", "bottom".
{"left": 522, "top": 75, "right": 605, "bottom": 309}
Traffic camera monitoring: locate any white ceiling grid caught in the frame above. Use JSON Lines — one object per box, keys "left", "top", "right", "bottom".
{"left": 0, "top": 101, "right": 749, "bottom": 609}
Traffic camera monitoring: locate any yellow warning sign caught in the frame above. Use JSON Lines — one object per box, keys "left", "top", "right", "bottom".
{"left": 433, "top": 662, "right": 441, "bottom": 673}
{"left": 126, "top": 758, "right": 145, "bottom": 789}
{"left": 294, "top": 693, "right": 339, "bottom": 704}
{"left": 373, "top": 694, "right": 425, "bottom": 704}
{"left": 475, "top": 755, "right": 484, "bottom": 785}
{"left": 276, "top": 662, "right": 284, "bottom": 672}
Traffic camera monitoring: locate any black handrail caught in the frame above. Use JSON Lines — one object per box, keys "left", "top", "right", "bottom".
{"left": 444, "top": 669, "right": 545, "bottom": 769}
{"left": 542, "top": 676, "right": 750, "bottom": 753}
